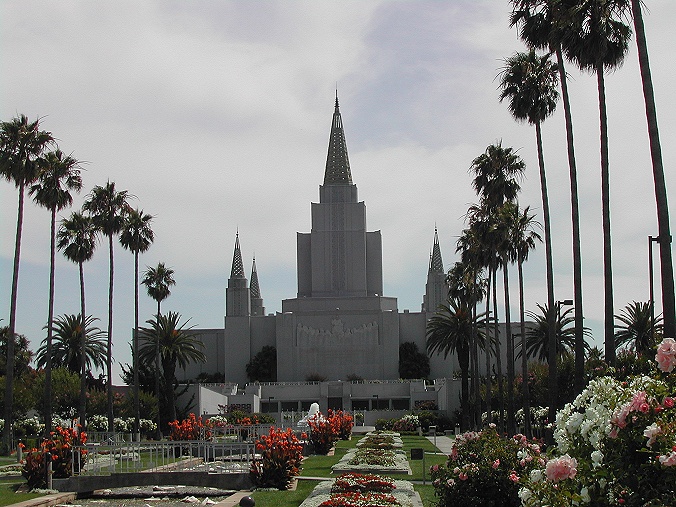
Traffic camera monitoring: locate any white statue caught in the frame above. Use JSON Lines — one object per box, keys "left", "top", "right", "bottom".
{"left": 297, "top": 402, "right": 321, "bottom": 428}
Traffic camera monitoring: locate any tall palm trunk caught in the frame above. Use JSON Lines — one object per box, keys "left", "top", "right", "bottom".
{"left": 518, "top": 259, "right": 531, "bottom": 438}
{"left": 156, "top": 300, "right": 162, "bottom": 439}
{"left": 631, "top": 0, "right": 675, "bottom": 337}
{"left": 162, "top": 354, "right": 177, "bottom": 423}
{"left": 78, "top": 261, "right": 87, "bottom": 427}
{"left": 492, "top": 266, "right": 504, "bottom": 431}
{"left": 555, "top": 46, "right": 585, "bottom": 393}
{"left": 503, "top": 264, "right": 516, "bottom": 435}
{"left": 471, "top": 300, "right": 481, "bottom": 430}
{"left": 596, "top": 65, "right": 615, "bottom": 366}
{"left": 484, "top": 269, "right": 492, "bottom": 426}
{"left": 45, "top": 207, "right": 57, "bottom": 435}
{"left": 133, "top": 251, "right": 140, "bottom": 441}
{"left": 535, "top": 120, "right": 556, "bottom": 441}
{"left": 106, "top": 235, "right": 115, "bottom": 432}
{"left": 3, "top": 181, "right": 25, "bottom": 455}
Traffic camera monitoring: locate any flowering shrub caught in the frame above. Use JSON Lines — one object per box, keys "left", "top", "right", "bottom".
{"left": 207, "top": 415, "right": 228, "bottom": 427}
{"left": 329, "top": 409, "right": 354, "bottom": 440}
{"left": 319, "top": 491, "right": 399, "bottom": 507}
{"left": 250, "top": 426, "right": 305, "bottom": 490}
{"left": 519, "top": 337, "right": 676, "bottom": 506}
{"left": 168, "top": 413, "right": 212, "bottom": 441}
{"left": 430, "top": 426, "right": 543, "bottom": 507}
{"left": 13, "top": 417, "right": 43, "bottom": 438}
{"left": 308, "top": 411, "right": 341, "bottom": 454}
{"left": 21, "top": 426, "right": 87, "bottom": 489}
{"left": 392, "top": 414, "right": 419, "bottom": 433}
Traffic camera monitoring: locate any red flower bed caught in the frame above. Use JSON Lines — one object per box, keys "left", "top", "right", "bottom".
{"left": 21, "top": 426, "right": 87, "bottom": 489}
{"left": 332, "top": 472, "right": 396, "bottom": 493}
{"left": 168, "top": 413, "right": 212, "bottom": 440}
{"left": 251, "top": 426, "right": 305, "bottom": 490}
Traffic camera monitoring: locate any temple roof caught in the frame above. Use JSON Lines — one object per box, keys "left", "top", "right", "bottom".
{"left": 429, "top": 227, "right": 444, "bottom": 274}
{"left": 250, "top": 256, "right": 261, "bottom": 298}
{"left": 323, "top": 96, "right": 353, "bottom": 185}
{"left": 230, "top": 233, "right": 245, "bottom": 278}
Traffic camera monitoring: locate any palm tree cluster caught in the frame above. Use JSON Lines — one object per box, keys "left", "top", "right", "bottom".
{"left": 428, "top": 0, "right": 671, "bottom": 439}
{"left": 1, "top": 115, "right": 203, "bottom": 452}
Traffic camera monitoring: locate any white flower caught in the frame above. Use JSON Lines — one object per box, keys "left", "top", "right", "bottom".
{"left": 580, "top": 487, "right": 591, "bottom": 503}
{"left": 529, "top": 469, "right": 544, "bottom": 482}
{"left": 591, "top": 450, "right": 604, "bottom": 468}
{"left": 518, "top": 487, "right": 533, "bottom": 502}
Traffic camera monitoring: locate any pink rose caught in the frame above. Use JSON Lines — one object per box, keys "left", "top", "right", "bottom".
{"left": 663, "top": 397, "right": 674, "bottom": 408}
{"left": 639, "top": 402, "right": 650, "bottom": 413}
{"left": 492, "top": 459, "right": 500, "bottom": 469}
{"left": 643, "top": 423, "right": 661, "bottom": 448}
{"left": 658, "top": 451, "right": 676, "bottom": 467}
{"left": 545, "top": 454, "right": 578, "bottom": 482}
{"left": 509, "top": 471, "right": 520, "bottom": 482}
{"left": 459, "top": 472, "right": 468, "bottom": 481}
{"left": 655, "top": 338, "right": 676, "bottom": 372}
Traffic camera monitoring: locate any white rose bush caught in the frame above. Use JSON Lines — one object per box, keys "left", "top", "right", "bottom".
{"left": 518, "top": 338, "right": 676, "bottom": 506}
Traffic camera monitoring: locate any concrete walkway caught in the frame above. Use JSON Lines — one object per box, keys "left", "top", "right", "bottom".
{"left": 426, "top": 434, "right": 454, "bottom": 455}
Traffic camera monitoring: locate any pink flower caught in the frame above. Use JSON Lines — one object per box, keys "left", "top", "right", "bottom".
{"left": 545, "top": 454, "right": 578, "bottom": 482}
{"left": 663, "top": 397, "right": 674, "bottom": 408}
{"left": 655, "top": 337, "right": 676, "bottom": 372}
{"left": 643, "top": 423, "right": 661, "bottom": 448}
{"left": 658, "top": 451, "right": 676, "bottom": 467}
{"left": 509, "top": 471, "right": 520, "bottom": 483}
{"left": 492, "top": 459, "right": 500, "bottom": 469}
{"left": 639, "top": 402, "right": 650, "bottom": 413}
{"left": 458, "top": 472, "right": 468, "bottom": 481}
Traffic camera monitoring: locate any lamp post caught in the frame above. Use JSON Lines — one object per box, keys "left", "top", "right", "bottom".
{"left": 556, "top": 300, "right": 574, "bottom": 355}
{"left": 649, "top": 235, "right": 660, "bottom": 339}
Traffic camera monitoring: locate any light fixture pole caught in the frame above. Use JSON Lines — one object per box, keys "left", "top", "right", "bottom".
{"left": 649, "top": 235, "right": 660, "bottom": 339}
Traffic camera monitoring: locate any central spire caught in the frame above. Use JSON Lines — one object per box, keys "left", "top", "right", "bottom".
{"left": 323, "top": 95, "right": 353, "bottom": 185}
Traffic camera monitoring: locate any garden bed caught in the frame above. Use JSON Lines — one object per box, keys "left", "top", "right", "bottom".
{"left": 299, "top": 474, "right": 421, "bottom": 507}
{"left": 331, "top": 448, "right": 411, "bottom": 475}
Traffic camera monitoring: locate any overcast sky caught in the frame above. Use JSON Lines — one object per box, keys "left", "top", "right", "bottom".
{"left": 2, "top": 1, "right": 675, "bottom": 383}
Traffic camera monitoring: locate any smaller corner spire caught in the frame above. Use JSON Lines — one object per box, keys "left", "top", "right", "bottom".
{"left": 250, "top": 255, "right": 261, "bottom": 298}
{"left": 430, "top": 227, "right": 444, "bottom": 274}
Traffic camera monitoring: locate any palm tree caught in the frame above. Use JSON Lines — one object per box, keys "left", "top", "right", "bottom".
{"left": 455, "top": 228, "right": 489, "bottom": 428}
{"left": 510, "top": 0, "right": 587, "bottom": 396}
{"left": 119, "top": 208, "right": 154, "bottom": 440}
{"left": 0, "top": 114, "right": 53, "bottom": 453}
{"left": 505, "top": 203, "right": 541, "bottom": 437}
{"left": 29, "top": 149, "right": 83, "bottom": 434}
{"left": 498, "top": 49, "right": 559, "bottom": 434}
{"left": 469, "top": 142, "right": 525, "bottom": 429}
{"left": 614, "top": 301, "right": 663, "bottom": 354}
{"left": 35, "top": 314, "right": 106, "bottom": 374}
{"left": 447, "top": 259, "right": 487, "bottom": 429}
{"left": 427, "top": 299, "right": 485, "bottom": 430}
{"left": 562, "top": 0, "right": 632, "bottom": 365}
{"left": 57, "top": 211, "right": 98, "bottom": 426}
{"left": 139, "top": 312, "right": 205, "bottom": 424}
{"left": 630, "top": 0, "right": 675, "bottom": 337}
{"left": 141, "top": 262, "right": 175, "bottom": 436}
{"left": 83, "top": 181, "right": 130, "bottom": 431}
{"left": 524, "top": 303, "right": 590, "bottom": 362}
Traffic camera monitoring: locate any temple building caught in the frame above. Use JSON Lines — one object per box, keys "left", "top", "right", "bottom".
{"left": 178, "top": 98, "right": 470, "bottom": 417}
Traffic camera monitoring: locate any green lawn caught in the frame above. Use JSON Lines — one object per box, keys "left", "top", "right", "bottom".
{"left": 0, "top": 479, "right": 42, "bottom": 507}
